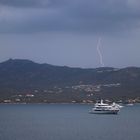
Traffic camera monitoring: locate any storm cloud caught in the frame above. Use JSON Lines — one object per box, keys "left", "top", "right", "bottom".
{"left": 0, "top": 0, "right": 140, "bottom": 68}
{"left": 0, "top": 0, "right": 140, "bottom": 34}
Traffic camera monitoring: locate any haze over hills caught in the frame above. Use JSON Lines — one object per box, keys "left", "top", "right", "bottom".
{"left": 0, "top": 59, "right": 140, "bottom": 103}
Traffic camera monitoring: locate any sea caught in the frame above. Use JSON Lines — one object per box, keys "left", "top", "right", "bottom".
{"left": 0, "top": 104, "right": 140, "bottom": 140}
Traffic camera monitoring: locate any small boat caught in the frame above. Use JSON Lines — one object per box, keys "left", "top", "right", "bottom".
{"left": 126, "top": 103, "right": 134, "bottom": 106}
{"left": 89, "top": 100, "right": 120, "bottom": 114}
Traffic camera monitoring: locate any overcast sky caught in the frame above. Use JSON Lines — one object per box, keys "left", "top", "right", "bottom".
{"left": 0, "top": 0, "right": 140, "bottom": 68}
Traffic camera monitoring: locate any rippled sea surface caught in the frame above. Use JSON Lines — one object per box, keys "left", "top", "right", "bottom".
{"left": 0, "top": 104, "right": 140, "bottom": 140}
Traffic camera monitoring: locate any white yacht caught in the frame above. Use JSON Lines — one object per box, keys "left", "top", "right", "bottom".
{"left": 89, "top": 100, "right": 120, "bottom": 114}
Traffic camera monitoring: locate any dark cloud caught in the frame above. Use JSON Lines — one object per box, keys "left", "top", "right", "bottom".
{"left": 0, "top": 0, "right": 49, "bottom": 8}
{"left": 0, "top": 0, "right": 140, "bottom": 34}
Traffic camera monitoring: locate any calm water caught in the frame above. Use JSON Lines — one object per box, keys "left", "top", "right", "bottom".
{"left": 0, "top": 104, "right": 140, "bottom": 140}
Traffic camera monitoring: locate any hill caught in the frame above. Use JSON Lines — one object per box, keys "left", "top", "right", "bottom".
{"left": 0, "top": 59, "right": 140, "bottom": 103}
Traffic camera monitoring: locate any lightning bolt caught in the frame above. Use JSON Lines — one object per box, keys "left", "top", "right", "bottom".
{"left": 96, "top": 37, "right": 105, "bottom": 67}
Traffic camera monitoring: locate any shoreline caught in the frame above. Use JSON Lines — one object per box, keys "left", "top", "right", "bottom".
{"left": 0, "top": 102, "right": 140, "bottom": 105}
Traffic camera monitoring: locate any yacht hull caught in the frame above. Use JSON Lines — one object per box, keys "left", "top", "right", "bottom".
{"left": 89, "top": 110, "right": 119, "bottom": 114}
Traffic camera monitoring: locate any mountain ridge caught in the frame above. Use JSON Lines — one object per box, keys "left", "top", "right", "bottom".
{"left": 0, "top": 59, "right": 140, "bottom": 102}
